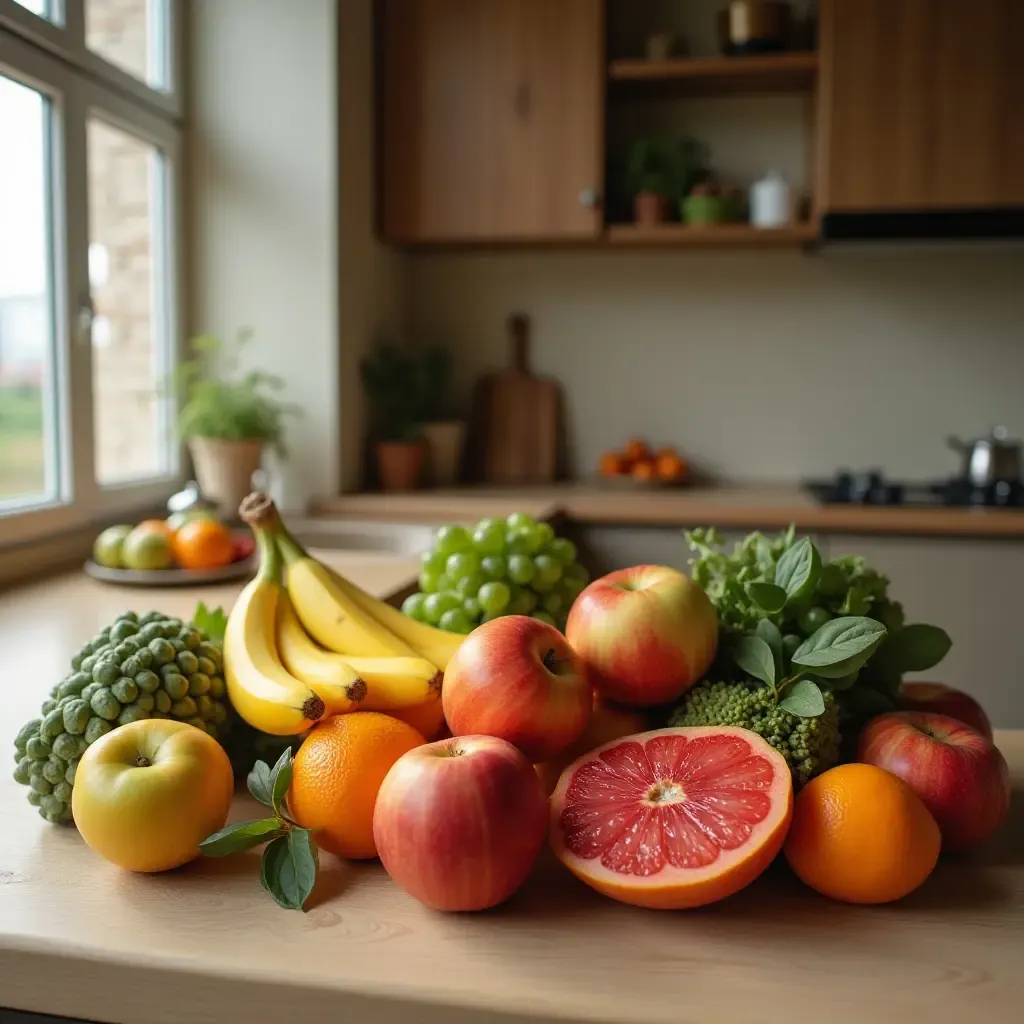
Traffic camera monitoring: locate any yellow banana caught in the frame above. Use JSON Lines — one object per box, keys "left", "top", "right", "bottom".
{"left": 344, "top": 655, "right": 443, "bottom": 710}
{"left": 277, "top": 533, "right": 418, "bottom": 658}
{"left": 275, "top": 592, "right": 369, "bottom": 711}
{"left": 224, "top": 534, "right": 328, "bottom": 736}
{"left": 326, "top": 567, "right": 464, "bottom": 671}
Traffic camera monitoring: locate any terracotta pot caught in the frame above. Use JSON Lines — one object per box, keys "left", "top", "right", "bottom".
{"left": 420, "top": 420, "right": 466, "bottom": 487}
{"left": 187, "top": 437, "right": 264, "bottom": 518}
{"left": 634, "top": 192, "right": 671, "bottom": 226}
{"left": 376, "top": 440, "right": 426, "bottom": 492}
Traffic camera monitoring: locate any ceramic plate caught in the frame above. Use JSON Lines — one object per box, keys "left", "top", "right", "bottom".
{"left": 83, "top": 556, "right": 256, "bottom": 588}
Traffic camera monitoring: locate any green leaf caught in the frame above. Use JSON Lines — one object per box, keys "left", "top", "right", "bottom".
{"left": 731, "top": 635, "right": 776, "bottom": 687}
{"left": 271, "top": 749, "right": 294, "bottom": 818}
{"left": 200, "top": 817, "right": 285, "bottom": 857}
{"left": 755, "top": 619, "right": 784, "bottom": 678}
{"left": 877, "top": 623, "right": 952, "bottom": 674}
{"left": 260, "top": 829, "right": 319, "bottom": 911}
{"left": 841, "top": 584, "right": 873, "bottom": 617}
{"left": 773, "top": 537, "right": 821, "bottom": 602}
{"left": 747, "top": 582, "right": 787, "bottom": 614}
{"left": 192, "top": 602, "right": 228, "bottom": 645}
{"left": 779, "top": 679, "right": 826, "bottom": 718}
{"left": 792, "top": 616, "right": 887, "bottom": 678}
{"left": 247, "top": 759, "right": 274, "bottom": 807}
{"left": 838, "top": 686, "right": 895, "bottom": 722}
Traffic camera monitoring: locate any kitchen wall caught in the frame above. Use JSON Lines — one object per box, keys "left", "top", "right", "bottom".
{"left": 188, "top": 0, "right": 404, "bottom": 506}
{"left": 408, "top": 247, "right": 1024, "bottom": 481}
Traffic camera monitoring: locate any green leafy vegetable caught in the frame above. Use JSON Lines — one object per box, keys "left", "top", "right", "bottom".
{"left": 755, "top": 619, "right": 784, "bottom": 679}
{"left": 192, "top": 603, "right": 228, "bottom": 646}
{"left": 731, "top": 636, "right": 776, "bottom": 688}
{"left": 779, "top": 679, "right": 826, "bottom": 718}
{"left": 873, "top": 623, "right": 952, "bottom": 675}
{"left": 200, "top": 818, "right": 286, "bottom": 857}
{"left": 747, "top": 582, "right": 787, "bottom": 613}
{"left": 260, "top": 829, "right": 319, "bottom": 912}
{"left": 792, "top": 617, "right": 888, "bottom": 678}
{"left": 774, "top": 537, "right": 821, "bottom": 602}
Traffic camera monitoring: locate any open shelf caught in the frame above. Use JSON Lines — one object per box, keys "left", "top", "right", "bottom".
{"left": 608, "top": 52, "right": 818, "bottom": 98}
{"left": 606, "top": 222, "right": 819, "bottom": 248}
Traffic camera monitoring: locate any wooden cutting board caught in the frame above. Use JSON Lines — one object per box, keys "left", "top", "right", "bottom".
{"left": 469, "top": 314, "right": 562, "bottom": 484}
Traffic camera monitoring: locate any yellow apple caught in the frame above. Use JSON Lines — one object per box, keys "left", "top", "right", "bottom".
{"left": 72, "top": 719, "right": 234, "bottom": 872}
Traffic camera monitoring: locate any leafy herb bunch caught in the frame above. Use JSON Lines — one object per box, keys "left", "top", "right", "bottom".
{"left": 686, "top": 528, "right": 952, "bottom": 725}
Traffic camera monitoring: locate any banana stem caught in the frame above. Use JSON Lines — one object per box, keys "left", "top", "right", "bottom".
{"left": 255, "top": 526, "right": 283, "bottom": 584}
{"left": 240, "top": 490, "right": 307, "bottom": 568}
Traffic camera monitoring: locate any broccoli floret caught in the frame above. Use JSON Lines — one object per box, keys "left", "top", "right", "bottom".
{"left": 669, "top": 680, "right": 841, "bottom": 788}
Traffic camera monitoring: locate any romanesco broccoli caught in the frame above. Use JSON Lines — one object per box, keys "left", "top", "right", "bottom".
{"left": 670, "top": 680, "right": 841, "bottom": 787}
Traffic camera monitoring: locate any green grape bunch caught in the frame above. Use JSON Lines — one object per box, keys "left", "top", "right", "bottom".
{"left": 12, "top": 610, "right": 231, "bottom": 825}
{"left": 402, "top": 513, "right": 589, "bottom": 635}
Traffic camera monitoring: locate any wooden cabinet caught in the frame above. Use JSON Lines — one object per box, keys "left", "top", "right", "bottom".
{"left": 379, "top": 0, "right": 604, "bottom": 243}
{"left": 818, "top": 0, "right": 1024, "bottom": 212}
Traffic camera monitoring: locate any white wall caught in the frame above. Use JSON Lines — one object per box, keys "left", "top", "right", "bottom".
{"left": 188, "top": 0, "right": 406, "bottom": 506}
{"left": 408, "top": 246, "right": 1024, "bottom": 481}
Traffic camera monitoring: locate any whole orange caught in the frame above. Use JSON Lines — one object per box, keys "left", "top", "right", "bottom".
{"left": 173, "top": 518, "right": 234, "bottom": 570}
{"left": 624, "top": 439, "right": 649, "bottom": 463}
{"left": 632, "top": 459, "right": 656, "bottom": 481}
{"left": 656, "top": 452, "right": 687, "bottom": 481}
{"left": 288, "top": 712, "right": 425, "bottom": 859}
{"left": 598, "top": 451, "right": 628, "bottom": 477}
{"left": 784, "top": 762, "right": 940, "bottom": 904}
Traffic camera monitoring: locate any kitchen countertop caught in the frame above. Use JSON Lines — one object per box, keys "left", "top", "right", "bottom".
{"left": 311, "top": 484, "right": 1024, "bottom": 538}
{"left": 2, "top": 557, "right": 1023, "bottom": 1024}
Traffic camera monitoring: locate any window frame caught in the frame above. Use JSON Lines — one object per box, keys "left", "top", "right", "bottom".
{"left": 0, "top": 4, "right": 185, "bottom": 548}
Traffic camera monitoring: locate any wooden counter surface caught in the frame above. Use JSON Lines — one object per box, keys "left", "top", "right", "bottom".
{"left": 2, "top": 559, "right": 1023, "bottom": 1024}
{"left": 311, "top": 484, "right": 1024, "bottom": 538}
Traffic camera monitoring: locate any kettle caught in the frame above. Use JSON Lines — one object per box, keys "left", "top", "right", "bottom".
{"left": 947, "top": 427, "right": 1022, "bottom": 487}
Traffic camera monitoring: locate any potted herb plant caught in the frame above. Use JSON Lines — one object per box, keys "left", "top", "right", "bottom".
{"left": 625, "top": 135, "right": 712, "bottom": 226}
{"left": 415, "top": 345, "right": 465, "bottom": 487}
{"left": 174, "top": 330, "right": 298, "bottom": 516}
{"left": 361, "top": 342, "right": 433, "bottom": 492}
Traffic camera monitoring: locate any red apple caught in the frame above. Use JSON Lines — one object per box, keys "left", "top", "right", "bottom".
{"left": 565, "top": 564, "right": 718, "bottom": 706}
{"left": 442, "top": 615, "right": 590, "bottom": 762}
{"left": 899, "top": 682, "right": 993, "bottom": 740}
{"left": 857, "top": 711, "right": 1010, "bottom": 852}
{"left": 373, "top": 734, "right": 548, "bottom": 911}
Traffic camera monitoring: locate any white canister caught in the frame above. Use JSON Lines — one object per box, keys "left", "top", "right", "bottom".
{"left": 749, "top": 171, "right": 791, "bottom": 229}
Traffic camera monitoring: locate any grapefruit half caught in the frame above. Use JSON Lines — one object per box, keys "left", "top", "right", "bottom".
{"left": 550, "top": 726, "right": 793, "bottom": 909}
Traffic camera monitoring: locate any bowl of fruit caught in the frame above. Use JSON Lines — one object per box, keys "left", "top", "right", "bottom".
{"left": 597, "top": 439, "right": 690, "bottom": 488}
{"left": 86, "top": 510, "right": 257, "bottom": 587}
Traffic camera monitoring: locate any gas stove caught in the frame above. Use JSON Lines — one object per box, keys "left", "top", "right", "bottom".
{"left": 806, "top": 471, "right": 1024, "bottom": 508}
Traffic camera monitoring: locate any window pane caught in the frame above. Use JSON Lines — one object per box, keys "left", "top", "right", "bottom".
{"left": 0, "top": 76, "right": 59, "bottom": 508}
{"left": 87, "top": 116, "right": 172, "bottom": 486}
{"left": 11, "top": 0, "right": 52, "bottom": 19}
{"left": 85, "top": 0, "right": 168, "bottom": 89}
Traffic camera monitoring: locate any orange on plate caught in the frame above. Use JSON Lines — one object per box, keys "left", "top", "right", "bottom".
{"left": 172, "top": 518, "right": 234, "bottom": 571}
{"left": 784, "top": 762, "right": 940, "bottom": 904}
{"left": 288, "top": 712, "right": 425, "bottom": 859}
{"left": 656, "top": 451, "right": 688, "bottom": 481}
{"left": 631, "top": 459, "right": 656, "bottom": 482}
{"left": 599, "top": 451, "right": 629, "bottom": 477}
{"left": 624, "top": 439, "right": 650, "bottom": 463}
{"left": 550, "top": 727, "right": 793, "bottom": 909}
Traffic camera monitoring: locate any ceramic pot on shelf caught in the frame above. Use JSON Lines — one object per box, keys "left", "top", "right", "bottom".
{"left": 421, "top": 420, "right": 466, "bottom": 487}
{"left": 187, "top": 437, "right": 264, "bottom": 519}
{"left": 634, "top": 192, "right": 671, "bottom": 226}
{"left": 375, "top": 439, "right": 426, "bottom": 492}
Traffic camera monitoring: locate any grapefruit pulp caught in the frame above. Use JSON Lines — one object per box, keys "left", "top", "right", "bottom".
{"left": 550, "top": 727, "right": 793, "bottom": 909}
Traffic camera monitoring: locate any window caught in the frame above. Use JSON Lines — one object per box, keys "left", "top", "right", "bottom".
{"left": 0, "top": 1, "right": 182, "bottom": 545}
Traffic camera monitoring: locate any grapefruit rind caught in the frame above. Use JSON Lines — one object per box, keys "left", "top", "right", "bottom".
{"left": 549, "top": 726, "right": 793, "bottom": 909}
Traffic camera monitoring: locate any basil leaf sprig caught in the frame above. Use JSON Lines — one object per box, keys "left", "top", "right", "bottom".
{"left": 200, "top": 747, "right": 318, "bottom": 911}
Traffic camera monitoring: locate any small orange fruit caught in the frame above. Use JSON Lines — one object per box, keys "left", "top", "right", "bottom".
{"left": 135, "top": 518, "right": 174, "bottom": 540}
{"left": 624, "top": 439, "right": 650, "bottom": 463}
{"left": 784, "top": 763, "right": 940, "bottom": 904}
{"left": 656, "top": 452, "right": 688, "bottom": 481}
{"left": 288, "top": 712, "right": 425, "bottom": 859}
{"left": 599, "top": 451, "right": 628, "bottom": 476}
{"left": 172, "top": 518, "right": 234, "bottom": 571}
{"left": 632, "top": 459, "right": 656, "bottom": 481}
{"left": 653, "top": 445, "right": 678, "bottom": 461}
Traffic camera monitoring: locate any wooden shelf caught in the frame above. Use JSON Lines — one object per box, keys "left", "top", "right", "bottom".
{"left": 606, "top": 222, "right": 819, "bottom": 248}
{"left": 608, "top": 52, "right": 818, "bottom": 98}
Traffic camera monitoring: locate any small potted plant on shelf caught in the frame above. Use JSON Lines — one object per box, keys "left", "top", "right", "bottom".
{"left": 625, "top": 136, "right": 712, "bottom": 227}
{"left": 415, "top": 345, "right": 466, "bottom": 487}
{"left": 361, "top": 342, "right": 434, "bottom": 492}
{"left": 173, "top": 330, "right": 299, "bottom": 517}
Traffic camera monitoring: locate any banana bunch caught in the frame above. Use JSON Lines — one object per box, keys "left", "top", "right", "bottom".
{"left": 225, "top": 493, "right": 463, "bottom": 737}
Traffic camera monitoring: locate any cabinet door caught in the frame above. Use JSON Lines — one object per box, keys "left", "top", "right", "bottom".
{"left": 818, "top": 0, "right": 1024, "bottom": 211}
{"left": 380, "top": 0, "right": 604, "bottom": 242}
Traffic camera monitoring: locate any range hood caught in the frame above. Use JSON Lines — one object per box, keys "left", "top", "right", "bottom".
{"left": 821, "top": 208, "right": 1024, "bottom": 243}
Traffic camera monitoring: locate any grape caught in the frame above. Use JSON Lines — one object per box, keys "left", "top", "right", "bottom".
{"left": 546, "top": 538, "right": 577, "bottom": 566}
{"left": 533, "top": 522, "right": 555, "bottom": 548}
{"left": 476, "top": 517, "right": 504, "bottom": 533}
{"left": 436, "top": 572, "right": 456, "bottom": 593}
{"left": 439, "top": 609, "right": 474, "bottom": 634}
{"left": 506, "top": 527, "right": 540, "bottom": 556}
{"left": 531, "top": 610, "right": 557, "bottom": 627}
{"left": 478, "top": 581, "right": 511, "bottom": 614}
{"left": 401, "top": 593, "right": 429, "bottom": 622}
{"left": 534, "top": 554, "right": 563, "bottom": 588}
{"left": 507, "top": 554, "right": 535, "bottom": 585}
{"left": 435, "top": 525, "right": 472, "bottom": 556}
{"left": 462, "top": 596, "right": 482, "bottom": 620}
{"left": 418, "top": 569, "right": 442, "bottom": 594}
{"left": 480, "top": 610, "right": 503, "bottom": 624}
{"left": 564, "top": 563, "right": 590, "bottom": 588}
{"left": 480, "top": 555, "right": 506, "bottom": 581}
{"left": 424, "top": 591, "right": 461, "bottom": 624}
{"left": 455, "top": 571, "right": 484, "bottom": 600}
{"left": 421, "top": 550, "right": 447, "bottom": 575}
{"left": 542, "top": 591, "right": 565, "bottom": 617}
{"left": 446, "top": 551, "right": 480, "bottom": 580}
{"left": 472, "top": 523, "right": 505, "bottom": 555}
{"left": 505, "top": 512, "right": 536, "bottom": 530}
{"left": 512, "top": 587, "right": 538, "bottom": 615}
